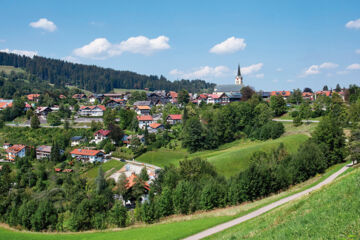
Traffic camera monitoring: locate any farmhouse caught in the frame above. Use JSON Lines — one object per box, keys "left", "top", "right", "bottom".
{"left": 137, "top": 115, "right": 154, "bottom": 129}
{"left": 78, "top": 105, "right": 106, "bottom": 117}
{"left": 166, "top": 114, "right": 182, "bottom": 125}
{"left": 135, "top": 105, "right": 151, "bottom": 115}
{"left": 70, "top": 149, "right": 104, "bottom": 163}
{"left": 105, "top": 99, "right": 126, "bottom": 109}
{"left": 6, "top": 144, "right": 26, "bottom": 161}
{"left": 27, "top": 94, "right": 40, "bottom": 102}
{"left": 206, "top": 93, "right": 230, "bottom": 105}
{"left": 36, "top": 145, "right": 64, "bottom": 160}
{"left": 148, "top": 122, "right": 164, "bottom": 133}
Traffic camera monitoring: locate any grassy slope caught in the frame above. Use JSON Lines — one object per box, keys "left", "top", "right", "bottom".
{"left": 206, "top": 167, "right": 360, "bottom": 240}
{"left": 82, "top": 160, "right": 125, "bottom": 180}
{"left": 137, "top": 134, "right": 309, "bottom": 177}
{"left": 0, "top": 162, "right": 349, "bottom": 240}
{"left": 0, "top": 65, "right": 26, "bottom": 74}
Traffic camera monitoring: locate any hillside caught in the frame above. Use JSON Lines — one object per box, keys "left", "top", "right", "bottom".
{"left": 0, "top": 52, "right": 215, "bottom": 93}
{"left": 206, "top": 166, "right": 360, "bottom": 240}
{"left": 137, "top": 133, "right": 309, "bottom": 177}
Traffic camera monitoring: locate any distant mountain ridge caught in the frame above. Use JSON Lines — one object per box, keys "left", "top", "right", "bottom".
{"left": 0, "top": 52, "right": 215, "bottom": 93}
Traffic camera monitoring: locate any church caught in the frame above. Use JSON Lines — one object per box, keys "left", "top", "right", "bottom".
{"left": 213, "top": 65, "right": 244, "bottom": 94}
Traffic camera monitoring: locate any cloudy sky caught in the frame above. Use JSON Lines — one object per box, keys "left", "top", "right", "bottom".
{"left": 0, "top": 0, "right": 359, "bottom": 91}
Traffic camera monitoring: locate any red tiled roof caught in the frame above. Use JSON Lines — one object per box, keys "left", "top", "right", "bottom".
{"left": 136, "top": 105, "right": 151, "bottom": 110}
{"left": 168, "top": 114, "right": 182, "bottom": 120}
{"left": 6, "top": 144, "right": 26, "bottom": 154}
{"left": 315, "top": 91, "right": 332, "bottom": 97}
{"left": 199, "top": 94, "right": 208, "bottom": 99}
{"left": 125, "top": 173, "right": 150, "bottom": 191}
{"left": 302, "top": 92, "right": 313, "bottom": 97}
{"left": 169, "top": 91, "right": 178, "bottom": 98}
{"left": 110, "top": 98, "right": 125, "bottom": 102}
{"left": 59, "top": 94, "right": 66, "bottom": 99}
{"left": 149, "top": 123, "right": 162, "bottom": 129}
{"left": 137, "top": 115, "right": 153, "bottom": 121}
{"left": 0, "top": 102, "right": 9, "bottom": 109}
{"left": 54, "top": 168, "right": 62, "bottom": 172}
{"left": 25, "top": 103, "right": 31, "bottom": 108}
{"left": 27, "top": 94, "right": 40, "bottom": 101}
{"left": 271, "top": 91, "right": 291, "bottom": 97}
{"left": 70, "top": 149, "right": 102, "bottom": 156}
{"left": 94, "top": 129, "right": 111, "bottom": 136}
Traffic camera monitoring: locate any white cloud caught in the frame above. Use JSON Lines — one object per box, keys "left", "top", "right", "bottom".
{"left": 242, "top": 63, "right": 263, "bottom": 75}
{"left": 62, "top": 56, "right": 80, "bottom": 63}
{"left": 169, "top": 65, "right": 230, "bottom": 79}
{"left": 287, "top": 79, "right": 295, "bottom": 82}
{"left": 276, "top": 68, "right": 283, "bottom": 72}
{"left": 356, "top": 49, "right": 360, "bottom": 54}
{"left": 345, "top": 18, "right": 360, "bottom": 29}
{"left": 29, "top": 18, "right": 57, "bottom": 32}
{"left": 255, "top": 73, "right": 264, "bottom": 78}
{"left": 347, "top": 63, "right": 360, "bottom": 70}
{"left": 302, "top": 62, "right": 338, "bottom": 76}
{"left": 0, "top": 48, "right": 37, "bottom": 58}
{"left": 209, "top": 37, "right": 246, "bottom": 54}
{"left": 74, "top": 36, "right": 170, "bottom": 59}
{"left": 319, "top": 62, "right": 338, "bottom": 69}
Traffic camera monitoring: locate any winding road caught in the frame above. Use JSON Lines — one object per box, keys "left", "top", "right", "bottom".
{"left": 183, "top": 163, "right": 351, "bottom": 240}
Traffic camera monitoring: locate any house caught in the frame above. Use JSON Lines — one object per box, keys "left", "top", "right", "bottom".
{"left": 27, "top": 94, "right": 40, "bottom": 102}
{"left": 137, "top": 115, "right": 154, "bottom": 129}
{"left": 72, "top": 94, "right": 87, "bottom": 100}
{"left": 135, "top": 105, "right": 151, "bottom": 115}
{"left": 133, "top": 101, "right": 151, "bottom": 107}
{"left": 0, "top": 101, "right": 12, "bottom": 111}
{"left": 302, "top": 92, "right": 314, "bottom": 101}
{"left": 70, "top": 136, "right": 86, "bottom": 147}
{"left": 88, "top": 94, "right": 104, "bottom": 103}
{"left": 6, "top": 144, "right": 26, "bottom": 161}
{"left": 105, "top": 99, "right": 126, "bottom": 109}
{"left": 206, "top": 93, "right": 230, "bottom": 105}
{"left": 36, "top": 106, "right": 52, "bottom": 116}
{"left": 197, "top": 94, "right": 208, "bottom": 104}
{"left": 103, "top": 93, "right": 124, "bottom": 100}
{"left": 315, "top": 90, "right": 332, "bottom": 99}
{"left": 92, "top": 129, "right": 111, "bottom": 144}
{"left": 227, "top": 92, "right": 242, "bottom": 102}
{"left": 271, "top": 91, "right": 292, "bottom": 100}
{"left": 24, "top": 103, "right": 32, "bottom": 112}
{"left": 122, "top": 135, "right": 145, "bottom": 147}
{"left": 78, "top": 105, "right": 106, "bottom": 117}
{"left": 258, "top": 91, "right": 271, "bottom": 101}
{"left": 36, "top": 145, "right": 52, "bottom": 159}
{"left": 70, "top": 149, "right": 104, "bottom": 163}
{"left": 168, "top": 91, "right": 178, "bottom": 104}
{"left": 166, "top": 114, "right": 182, "bottom": 125}
{"left": 3, "top": 143, "right": 12, "bottom": 150}
{"left": 148, "top": 123, "right": 164, "bottom": 133}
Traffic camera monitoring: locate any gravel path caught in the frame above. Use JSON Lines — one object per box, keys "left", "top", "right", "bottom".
{"left": 183, "top": 164, "right": 351, "bottom": 240}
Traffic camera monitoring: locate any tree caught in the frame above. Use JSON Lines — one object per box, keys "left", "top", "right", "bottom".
{"left": 30, "top": 115, "right": 40, "bottom": 129}
{"left": 116, "top": 173, "right": 128, "bottom": 197}
{"left": 270, "top": 95, "right": 287, "bottom": 117}
{"left": 144, "top": 126, "right": 149, "bottom": 145}
{"left": 50, "top": 141, "right": 61, "bottom": 162}
{"left": 182, "top": 116, "right": 204, "bottom": 152}
{"left": 323, "top": 85, "right": 329, "bottom": 91}
{"left": 95, "top": 167, "right": 107, "bottom": 194}
{"left": 104, "top": 142, "right": 115, "bottom": 154}
{"left": 110, "top": 202, "right": 127, "bottom": 227}
{"left": 0, "top": 118, "right": 4, "bottom": 129}
{"left": 139, "top": 167, "right": 149, "bottom": 181}
{"left": 179, "top": 158, "right": 217, "bottom": 181}
{"left": 103, "top": 109, "right": 116, "bottom": 128}
{"left": 289, "top": 89, "right": 302, "bottom": 105}
{"left": 240, "top": 86, "right": 255, "bottom": 101}
{"left": 156, "top": 187, "right": 173, "bottom": 217}
{"left": 335, "top": 83, "right": 341, "bottom": 92}
{"left": 254, "top": 103, "right": 272, "bottom": 126}
{"left": 108, "top": 123, "right": 124, "bottom": 145}
{"left": 178, "top": 89, "right": 190, "bottom": 105}
{"left": 47, "top": 112, "right": 61, "bottom": 126}
{"left": 299, "top": 102, "right": 312, "bottom": 123}
{"left": 303, "top": 87, "right": 313, "bottom": 93}
{"left": 64, "top": 119, "right": 70, "bottom": 130}
{"left": 26, "top": 109, "right": 34, "bottom": 120}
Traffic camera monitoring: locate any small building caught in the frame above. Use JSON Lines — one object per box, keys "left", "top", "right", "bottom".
{"left": 258, "top": 91, "right": 271, "bottom": 101}
{"left": 36, "top": 106, "right": 52, "bottom": 116}
{"left": 206, "top": 93, "right": 230, "bottom": 105}
{"left": 103, "top": 93, "right": 124, "bottom": 100}
{"left": 0, "top": 100, "right": 13, "bottom": 111}
{"left": 271, "top": 91, "right": 292, "bottom": 100}
{"left": 135, "top": 105, "right": 151, "bottom": 115}
{"left": 88, "top": 94, "right": 104, "bottom": 103}
{"left": 72, "top": 94, "right": 87, "bottom": 100}
{"left": 36, "top": 145, "right": 64, "bottom": 160}
{"left": 137, "top": 115, "right": 154, "bottom": 129}
{"left": 6, "top": 144, "right": 26, "bottom": 161}
{"left": 166, "top": 114, "right": 182, "bottom": 125}
{"left": 227, "top": 92, "right": 242, "bottom": 102}
{"left": 105, "top": 99, "right": 126, "bottom": 109}
{"left": 70, "top": 136, "right": 86, "bottom": 147}
{"left": 27, "top": 94, "right": 40, "bottom": 102}
{"left": 93, "top": 129, "right": 111, "bottom": 144}
{"left": 122, "top": 135, "right": 145, "bottom": 147}
{"left": 168, "top": 91, "right": 178, "bottom": 104}
{"left": 70, "top": 149, "right": 104, "bottom": 163}
{"left": 133, "top": 101, "right": 151, "bottom": 107}
{"left": 302, "top": 92, "right": 314, "bottom": 101}
{"left": 78, "top": 105, "right": 106, "bottom": 117}
{"left": 148, "top": 123, "right": 164, "bottom": 133}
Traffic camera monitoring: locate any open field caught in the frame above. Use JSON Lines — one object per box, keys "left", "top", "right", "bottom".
{"left": 0, "top": 65, "right": 26, "bottom": 74}
{"left": 206, "top": 165, "right": 360, "bottom": 240}
{"left": 113, "top": 88, "right": 149, "bottom": 93}
{"left": 0, "top": 162, "right": 349, "bottom": 240}
{"left": 137, "top": 134, "right": 309, "bottom": 177}
{"left": 82, "top": 160, "right": 125, "bottom": 181}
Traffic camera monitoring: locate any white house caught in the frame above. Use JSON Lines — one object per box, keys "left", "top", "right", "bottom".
{"left": 166, "top": 114, "right": 182, "bottom": 125}
{"left": 92, "top": 129, "right": 111, "bottom": 144}
{"left": 137, "top": 115, "right": 154, "bottom": 129}
{"left": 148, "top": 123, "right": 164, "bottom": 133}
{"left": 70, "top": 149, "right": 104, "bottom": 163}
{"left": 70, "top": 136, "right": 86, "bottom": 147}
{"left": 78, "top": 105, "right": 106, "bottom": 117}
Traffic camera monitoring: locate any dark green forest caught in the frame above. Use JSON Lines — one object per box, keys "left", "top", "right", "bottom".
{"left": 0, "top": 52, "right": 215, "bottom": 93}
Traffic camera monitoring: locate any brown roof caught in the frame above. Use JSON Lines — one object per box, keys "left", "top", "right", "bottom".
{"left": 137, "top": 115, "right": 153, "bottom": 121}
{"left": 136, "top": 105, "right": 151, "bottom": 110}
{"left": 168, "top": 114, "right": 182, "bottom": 120}
{"left": 6, "top": 144, "right": 26, "bottom": 154}
{"left": 125, "top": 173, "right": 150, "bottom": 191}
{"left": 70, "top": 149, "right": 102, "bottom": 156}
{"left": 271, "top": 91, "right": 291, "bottom": 97}
{"left": 149, "top": 123, "right": 162, "bottom": 129}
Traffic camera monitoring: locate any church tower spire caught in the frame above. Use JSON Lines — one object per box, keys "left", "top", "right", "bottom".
{"left": 235, "top": 64, "right": 243, "bottom": 85}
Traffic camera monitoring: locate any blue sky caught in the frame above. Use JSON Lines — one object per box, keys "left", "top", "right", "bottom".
{"left": 0, "top": 0, "right": 359, "bottom": 91}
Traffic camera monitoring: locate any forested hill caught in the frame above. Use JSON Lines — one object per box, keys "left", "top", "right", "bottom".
{"left": 0, "top": 52, "right": 215, "bottom": 93}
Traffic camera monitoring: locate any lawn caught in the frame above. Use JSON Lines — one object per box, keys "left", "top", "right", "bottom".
{"left": 0, "top": 162, "right": 350, "bottom": 240}
{"left": 82, "top": 160, "right": 125, "bottom": 180}
{"left": 0, "top": 65, "right": 26, "bottom": 74}
{"left": 113, "top": 88, "right": 149, "bottom": 93}
{"left": 137, "top": 134, "right": 309, "bottom": 177}
{"left": 206, "top": 166, "right": 360, "bottom": 240}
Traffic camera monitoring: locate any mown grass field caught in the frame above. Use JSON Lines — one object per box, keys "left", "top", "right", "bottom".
{"left": 0, "top": 162, "right": 349, "bottom": 240}
{"left": 0, "top": 65, "right": 26, "bottom": 74}
{"left": 206, "top": 166, "right": 360, "bottom": 240}
{"left": 137, "top": 134, "right": 309, "bottom": 177}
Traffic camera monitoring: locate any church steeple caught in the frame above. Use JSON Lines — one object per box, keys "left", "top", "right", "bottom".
{"left": 235, "top": 64, "right": 243, "bottom": 85}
